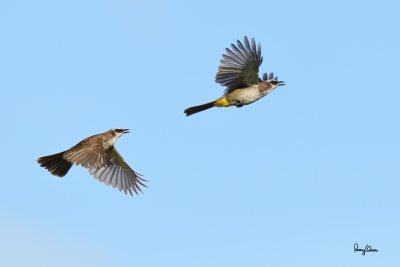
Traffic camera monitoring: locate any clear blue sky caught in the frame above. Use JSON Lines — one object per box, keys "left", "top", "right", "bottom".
{"left": 1, "top": 0, "right": 399, "bottom": 266}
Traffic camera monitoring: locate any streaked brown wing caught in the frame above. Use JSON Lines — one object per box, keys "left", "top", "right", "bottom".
{"left": 63, "top": 136, "right": 110, "bottom": 169}
{"left": 215, "top": 36, "right": 263, "bottom": 93}
{"left": 89, "top": 146, "right": 146, "bottom": 195}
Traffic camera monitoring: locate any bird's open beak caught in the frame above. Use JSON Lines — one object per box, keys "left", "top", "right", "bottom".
{"left": 278, "top": 81, "right": 285, "bottom": 86}
{"left": 122, "top": 129, "right": 130, "bottom": 134}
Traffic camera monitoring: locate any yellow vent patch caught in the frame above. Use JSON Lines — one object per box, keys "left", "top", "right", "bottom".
{"left": 214, "top": 97, "right": 231, "bottom": 107}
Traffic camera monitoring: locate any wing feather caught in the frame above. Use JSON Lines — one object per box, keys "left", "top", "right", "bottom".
{"left": 63, "top": 136, "right": 110, "bottom": 169}
{"left": 89, "top": 146, "right": 146, "bottom": 195}
{"left": 262, "top": 72, "right": 279, "bottom": 81}
{"left": 215, "top": 36, "right": 263, "bottom": 93}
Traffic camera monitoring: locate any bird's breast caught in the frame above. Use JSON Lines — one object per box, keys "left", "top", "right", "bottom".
{"left": 103, "top": 136, "right": 120, "bottom": 149}
{"left": 227, "top": 85, "right": 265, "bottom": 105}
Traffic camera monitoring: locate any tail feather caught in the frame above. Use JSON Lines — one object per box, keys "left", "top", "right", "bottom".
{"left": 37, "top": 152, "right": 72, "bottom": 177}
{"left": 184, "top": 101, "right": 216, "bottom": 116}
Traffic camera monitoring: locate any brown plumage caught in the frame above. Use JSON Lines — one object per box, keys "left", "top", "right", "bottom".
{"left": 184, "top": 101, "right": 216, "bottom": 116}
{"left": 37, "top": 152, "right": 72, "bottom": 177}
{"left": 37, "top": 128, "right": 146, "bottom": 196}
{"left": 184, "top": 36, "right": 285, "bottom": 116}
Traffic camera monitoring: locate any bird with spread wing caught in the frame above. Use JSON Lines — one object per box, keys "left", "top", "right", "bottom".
{"left": 37, "top": 128, "right": 146, "bottom": 196}
{"left": 184, "top": 36, "right": 285, "bottom": 116}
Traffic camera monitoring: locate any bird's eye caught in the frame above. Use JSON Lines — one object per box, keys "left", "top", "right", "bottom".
{"left": 115, "top": 129, "right": 121, "bottom": 133}
{"left": 270, "top": 80, "right": 278, "bottom": 85}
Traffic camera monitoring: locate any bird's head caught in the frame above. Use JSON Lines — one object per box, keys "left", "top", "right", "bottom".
{"left": 103, "top": 128, "right": 130, "bottom": 149}
{"left": 111, "top": 128, "right": 130, "bottom": 138}
{"left": 262, "top": 72, "right": 285, "bottom": 90}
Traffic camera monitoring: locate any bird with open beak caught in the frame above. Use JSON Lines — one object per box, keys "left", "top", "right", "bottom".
{"left": 184, "top": 36, "right": 285, "bottom": 116}
{"left": 37, "top": 128, "right": 146, "bottom": 196}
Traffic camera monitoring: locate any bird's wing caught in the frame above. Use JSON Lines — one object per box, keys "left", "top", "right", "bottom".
{"left": 262, "top": 72, "right": 277, "bottom": 81}
{"left": 89, "top": 146, "right": 147, "bottom": 195}
{"left": 215, "top": 36, "right": 263, "bottom": 93}
{"left": 63, "top": 137, "right": 110, "bottom": 169}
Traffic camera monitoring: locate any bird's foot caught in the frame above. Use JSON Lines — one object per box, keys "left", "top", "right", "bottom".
{"left": 235, "top": 100, "right": 244, "bottom": 108}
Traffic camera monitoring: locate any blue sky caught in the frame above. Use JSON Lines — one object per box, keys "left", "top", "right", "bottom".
{"left": 1, "top": 0, "right": 399, "bottom": 266}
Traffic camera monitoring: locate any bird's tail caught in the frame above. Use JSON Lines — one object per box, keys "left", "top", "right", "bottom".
{"left": 37, "top": 152, "right": 72, "bottom": 177}
{"left": 184, "top": 101, "right": 216, "bottom": 116}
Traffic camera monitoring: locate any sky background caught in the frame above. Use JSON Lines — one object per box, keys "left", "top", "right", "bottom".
{"left": 1, "top": 0, "right": 399, "bottom": 266}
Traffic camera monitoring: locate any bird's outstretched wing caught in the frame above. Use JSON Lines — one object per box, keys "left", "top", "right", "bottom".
{"left": 63, "top": 136, "right": 110, "bottom": 169}
{"left": 215, "top": 36, "right": 263, "bottom": 93}
{"left": 89, "top": 146, "right": 147, "bottom": 195}
{"left": 262, "top": 72, "right": 277, "bottom": 81}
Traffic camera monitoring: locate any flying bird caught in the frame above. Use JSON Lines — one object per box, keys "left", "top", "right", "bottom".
{"left": 37, "top": 128, "right": 146, "bottom": 196}
{"left": 184, "top": 36, "right": 285, "bottom": 116}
